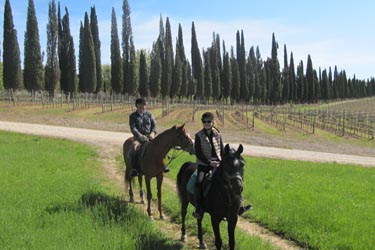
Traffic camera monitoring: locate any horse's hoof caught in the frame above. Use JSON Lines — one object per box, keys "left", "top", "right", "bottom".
{"left": 180, "top": 235, "right": 186, "bottom": 242}
{"left": 199, "top": 242, "right": 207, "bottom": 249}
{"left": 129, "top": 197, "right": 134, "bottom": 203}
{"left": 149, "top": 216, "right": 154, "bottom": 221}
{"left": 141, "top": 199, "right": 145, "bottom": 204}
{"left": 160, "top": 214, "right": 165, "bottom": 220}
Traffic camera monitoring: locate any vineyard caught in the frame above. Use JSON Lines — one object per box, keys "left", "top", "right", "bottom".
{"left": 1, "top": 89, "right": 374, "bottom": 140}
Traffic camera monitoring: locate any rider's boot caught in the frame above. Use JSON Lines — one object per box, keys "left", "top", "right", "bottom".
{"left": 192, "top": 183, "right": 203, "bottom": 219}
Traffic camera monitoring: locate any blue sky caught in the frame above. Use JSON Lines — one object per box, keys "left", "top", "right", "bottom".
{"left": 1, "top": 0, "right": 375, "bottom": 79}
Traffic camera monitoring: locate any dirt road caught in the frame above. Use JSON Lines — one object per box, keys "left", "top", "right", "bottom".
{"left": 1, "top": 120, "right": 374, "bottom": 250}
{"left": 1, "top": 121, "right": 374, "bottom": 167}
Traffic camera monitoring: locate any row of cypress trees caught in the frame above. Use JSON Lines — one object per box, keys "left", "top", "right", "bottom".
{"left": 3, "top": 0, "right": 375, "bottom": 104}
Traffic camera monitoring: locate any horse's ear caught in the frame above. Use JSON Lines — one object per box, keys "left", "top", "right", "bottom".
{"left": 177, "top": 123, "right": 185, "bottom": 130}
{"left": 237, "top": 144, "right": 243, "bottom": 155}
{"left": 224, "top": 144, "right": 230, "bottom": 154}
{"left": 172, "top": 125, "right": 177, "bottom": 130}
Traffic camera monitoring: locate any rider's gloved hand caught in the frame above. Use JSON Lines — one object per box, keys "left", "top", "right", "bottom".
{"left": 139, "top": 135, "right": 149, "bottom": 143}
{"left": 148, "top": 131, "right": 156, "bottom": 140}
{"left": 209, "top": 160, "right": 220, "bottom": 168}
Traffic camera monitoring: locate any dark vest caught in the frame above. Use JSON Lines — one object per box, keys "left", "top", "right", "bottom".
{"left": 196, "top": 127, "right": 221, "bottom": 166}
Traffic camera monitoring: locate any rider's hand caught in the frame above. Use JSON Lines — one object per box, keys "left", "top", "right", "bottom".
{"left": 139, "top": 135, "right": 149, "bottom": 143}
{"left": 209, "top": 160, "right": 220, "bottom": 168}
{"left": 148, "top": 131, "right": 156, "bottom": 140}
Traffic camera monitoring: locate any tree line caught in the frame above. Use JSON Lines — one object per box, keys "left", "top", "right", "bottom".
{"left": 2, "top": 0, "right": 375, "bottom": 104}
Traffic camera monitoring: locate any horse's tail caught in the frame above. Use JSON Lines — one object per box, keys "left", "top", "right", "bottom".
{"left": 123, "top": 139, "right": 133, "bottom": 186}
{"left": 176, "top": 161, "right": 195, "bottom": 200}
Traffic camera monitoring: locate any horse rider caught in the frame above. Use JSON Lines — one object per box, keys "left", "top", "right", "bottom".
{"left": 192, "top": 112, "right": 251, "bottom": 219}
{"left": 128, "top": 97, "right": 170, "bottom": 177}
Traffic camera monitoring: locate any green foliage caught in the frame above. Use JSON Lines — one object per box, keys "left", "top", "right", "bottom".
{"left": 79, "top": 12, "right": 97, "bottom": 93}
{"left": 23, "top": 0, "right": 44, "bottom": 91}
{"left": 110, "top": 7, "right": 123, "bottom": 94}
{"left": 138, "top": 50, "right": 148, "bottom": 97}
{"left": 58, "top": 6, "right": 77, "bottom": 95}
{"left": 191, "top": 22, "right": 204, "bottom": 99}
{"left": 161, "top": 17, "right": 173, "bottom": 99}
{"left": 2, "top": 0, "right": 22, "bottom": 90}
{"left": 90, "top": 6, "right": 102, "bottom": 93}
{"left": 149, "top": 41, "right": 161, "bottom": 97}
{"left": 45, "top": 0, "right": 59, "bottom": 94}
{"left": 0, "top": 131, "right": 181, "bottom": 250}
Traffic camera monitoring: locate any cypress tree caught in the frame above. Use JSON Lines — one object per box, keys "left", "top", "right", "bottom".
{"left": 221, "top": 42, "right": 231, "bottom": 104}
{"left": 289, "top": 52, "right": 296, "bottom": 103}
{"left": 24, "top": 0, "right": 43, "bottom": 91}
{"left": 281, "top": 44, "right": 289, "bottom": 104}
{"left": 172, "top": 23, "right": 185, "bottom": 99}
{"left": 138, "top": 50, "right": 148, "bottom": 97}
{"left": 248, "top": 47, "right": 258, "bottom": 103}
{"left": 321, "top": 69, "right": 329, "bottom": 101}
{"left": 58, "top": 6, "right": 76, "bottom": 96}
{"left": 230, "top": 47, "right": 240, "bottom": 104}
{"left": 3, "top": 0, "right": 22, "bottom": 90}
{"left": 191, "top": 22, "right": 204, "bottom": 100}
{"left": 161, "top": 17, "right": 173, "bottom": 99}
{"left": 79, "top": 12, "right": 96, "bottom": 93}
{"left": 149, "top": 41, "right": 161, "bottom": 98}
{"left": 296, "top": 60, "right": 305, "bottom": 103}
{"left": 122, "top": 0, "right": 135, "bottom": 95}
{"left": 269, "top": 33, "right": 281, "bottom": 104}
{"left": 203, "top": 49, "right": 212, "bottom": 101}
{"left": 171, "top": 45, "right": 182, "bottom": 99}
{"left": 128, "top": 39, "right": 137, "bottom": 95}
{"left": 314, "top": 69, "right": 320, "bottom": 102}
{"left": 306, "top": 54, "right": 314, "bottom": 103}
{"left": 210, "top": 33, "right": 221, "bottom": 101}
{"left": 110, "top": 7, "right": 123, "bottom": 94}
{"left": 90, "top": 6, "right": 102, "bottom": 93}
{"left": 237, "top": 30, "right": 248, "bottom": 102}
{"left": 45, "top": 0, "right": 59, "bottom": 96}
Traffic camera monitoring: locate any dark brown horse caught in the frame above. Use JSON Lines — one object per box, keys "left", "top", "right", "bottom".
{"left": 123, "top": 124, "right": 193, "bottom": 219}
{"left": 177, "top": 144, "right": 245, "bottom": 250}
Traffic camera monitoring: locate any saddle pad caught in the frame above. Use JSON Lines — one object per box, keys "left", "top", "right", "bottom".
{"left": 186, "top": 170, "right": 197, "bottom": 194}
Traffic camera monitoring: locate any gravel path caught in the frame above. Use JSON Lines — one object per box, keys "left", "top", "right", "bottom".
{"left": 1, "top": 121, "right": 374, "bottom": 167}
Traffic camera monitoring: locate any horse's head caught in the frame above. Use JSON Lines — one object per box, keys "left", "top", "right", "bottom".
{"left": 172, "top": 124, "right": 194, "bottom": 152}
{"left": 220, "top": 144, "right": 245, "bottom": 195}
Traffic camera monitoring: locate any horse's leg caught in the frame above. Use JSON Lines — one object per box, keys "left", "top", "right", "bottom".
{"left": 145, "top": 176, "right": 153, "bottom": 219}
{"left": 197, "top": 217, "right": 207, "bottom": 249}
{"left": 156, "top": 173, "right": 164, "bottom": 219}
{"left": 227, "top": 217, "right": 238, "bottom": 250}
{"left": 138, "top": 174, "right": 145, "bottom": 204}
{"left": 128, "top": 177, "right": 134, "bottom": 203}
{"left": 180, "top": 198, "right": 189, "bottom": 242}
{"left": 211, "top": 216, "right": 222, "bottom": 250}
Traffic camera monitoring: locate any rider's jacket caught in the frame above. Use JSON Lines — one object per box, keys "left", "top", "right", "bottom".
{"left": 129, "top": 110, "right": 157, "bottom": 142}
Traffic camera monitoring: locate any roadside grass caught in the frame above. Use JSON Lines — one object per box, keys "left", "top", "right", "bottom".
{"left": 0, "top": 131, "right": 182, "bottom": 250}
{"left": 162, "top": 152, "right": 375, "bottom": 250}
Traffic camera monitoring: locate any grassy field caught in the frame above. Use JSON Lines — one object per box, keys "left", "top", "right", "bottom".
{"left": 0, "top": 131, "right": 182, "bottom": 250}
{"left": 160, "top": 152, "right": 375, "bottom": 250}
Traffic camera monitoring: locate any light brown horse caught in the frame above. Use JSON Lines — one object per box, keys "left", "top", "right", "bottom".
{"left": 123, "top": 124, "right": 194, "bottom": 219}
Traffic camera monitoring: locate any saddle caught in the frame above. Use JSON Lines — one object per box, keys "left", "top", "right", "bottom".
{"left": 187, "top": 169, "right": 213, "bottom": 197}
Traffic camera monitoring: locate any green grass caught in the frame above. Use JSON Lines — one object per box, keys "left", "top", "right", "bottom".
{"left": 246, "top": 157, "right": 375, "bottom": 250}
{"left": 160, "top": 152, "right": 375, "bottom": 250}
{"left": 0, "top": 131, "right": 182, "bottom": 250}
